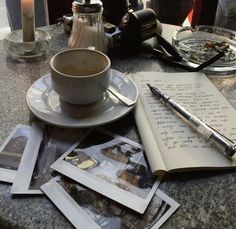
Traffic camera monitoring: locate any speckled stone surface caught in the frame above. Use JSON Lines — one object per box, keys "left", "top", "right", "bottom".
{"left": 0, "top": 24, "right": 236, "bottom": 228}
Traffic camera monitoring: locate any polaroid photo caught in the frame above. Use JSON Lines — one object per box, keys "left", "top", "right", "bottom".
{"left": 42, "top": 175, "right": 179, "bottom": 229}
{"left": 11, "top": 123, "right": 86, "bottom": 194}
{"left": 50, "top": 128, "right": 161, "bottom": 214}
{"left": 0, "top": 124, "right": 31, "bottom": 183}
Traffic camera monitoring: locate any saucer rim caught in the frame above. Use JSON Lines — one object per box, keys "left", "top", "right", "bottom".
{"left": 26, "top": 70, "right": 138, "bottom": 128}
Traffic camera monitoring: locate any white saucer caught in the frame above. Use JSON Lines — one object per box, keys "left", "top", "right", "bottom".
{"left": 26, "top": 69, "right": 138, "bottom": 128}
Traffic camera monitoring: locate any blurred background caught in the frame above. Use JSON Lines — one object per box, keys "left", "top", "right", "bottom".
{"left": 0, "top": 0, "right": 236, "bottom": 40}
{"left": 0, "top": 0, "right": 10, "bottom": 39}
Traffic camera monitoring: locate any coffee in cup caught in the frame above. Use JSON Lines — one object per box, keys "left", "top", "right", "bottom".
{"left": 50, "top": 48, "right": 111, "bottom": 105}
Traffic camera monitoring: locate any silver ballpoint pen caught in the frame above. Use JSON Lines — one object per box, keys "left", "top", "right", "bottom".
{"left": 147, "top": 84, "right": 236, "bottom": 157}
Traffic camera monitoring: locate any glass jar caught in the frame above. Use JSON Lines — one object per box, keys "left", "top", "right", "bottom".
{"left": 68, "top": 0, "right": 108, "bottom": 53}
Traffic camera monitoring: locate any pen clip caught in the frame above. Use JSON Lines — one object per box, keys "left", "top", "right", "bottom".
{"left": 202, "top": 120, "right": 235, "bottom": 144}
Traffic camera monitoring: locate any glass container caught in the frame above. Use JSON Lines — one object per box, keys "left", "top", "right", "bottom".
{"left": 172, "top": 25, "right": 236, "bottom": 73}
{"left": 68, "top": 0, "right": 108, "bottom": 53}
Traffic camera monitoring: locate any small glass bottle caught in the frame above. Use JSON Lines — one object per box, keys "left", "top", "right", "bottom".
{"left": 68, "top": 0, "right": 108, "bottom": 53}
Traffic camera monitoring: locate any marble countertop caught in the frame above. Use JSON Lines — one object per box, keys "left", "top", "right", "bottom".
{"left": 1, "top": 24, "right": 236, "bottom": 228}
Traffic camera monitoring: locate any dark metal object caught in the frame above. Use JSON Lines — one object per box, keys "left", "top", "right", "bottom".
{"left": 119, "top": 8, "right": 159, "bottom": 47}
{"left": 101, "top": 0, "right": 130, "bottom": 25}
{"left": 104, "top": 8, "right": 159, "bottom": 49}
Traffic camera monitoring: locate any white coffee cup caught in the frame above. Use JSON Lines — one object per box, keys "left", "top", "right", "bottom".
{"left": 50, "top": 48, "right": 111, "bottom": 105}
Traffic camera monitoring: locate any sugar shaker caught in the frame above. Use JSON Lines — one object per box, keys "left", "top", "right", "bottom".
{"left": 68, "top": 0, "right": 108, "bottom": 53}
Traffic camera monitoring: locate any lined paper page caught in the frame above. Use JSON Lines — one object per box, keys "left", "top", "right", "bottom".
{"left": 133, "top": 72, "right": 236, "bottom": 172}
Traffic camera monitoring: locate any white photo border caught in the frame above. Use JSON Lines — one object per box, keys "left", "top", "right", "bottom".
{"left": 11, "top": 122, "right": 44, "bottom": 194}
{"left": 0, "top": 124, "right": 31, "bottom": 183}
{"left": 41, "top": 175, "right": 180, "bottom": 229}
{"left": 51, "top": 128, "right": 161, "bottom": 214}
{"left": 10, "top": 123, "right": 87, "bottom": 195}
{"left": 42, "top": 176, "right": 100, "bottom": 229}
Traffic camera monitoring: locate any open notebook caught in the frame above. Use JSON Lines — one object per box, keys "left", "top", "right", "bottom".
{"left": 133, "top": 72, "right": 236, "bottom": 175}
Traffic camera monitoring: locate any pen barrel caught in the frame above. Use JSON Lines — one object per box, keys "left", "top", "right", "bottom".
{"left": 187, "top": 116, "right": 235, "bottom": 157}
{"left": 166, "top": 99, "right": 213, "bottom": 138}
{"left": 167, "top": 99, "right": 235, "bottom": 157}
{"left": 189, "top": 117, "right": 235, "bottom": 157}
{"left": 151, "top": 85, "right": 235, "bottom": 157}
{"left": 166, "top": 99, "right": 192, "bottom": 120}
{"left": 188, "top": 116, "right": 213, "bottom": 140}
{"left": 209, "top": 134, "right": 236, "bottom": 157}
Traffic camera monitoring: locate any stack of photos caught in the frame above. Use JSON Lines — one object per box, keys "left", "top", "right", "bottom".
{"left": 0, "top": 124, "right": 31, "bottom": 183}
{"left": 42, "top": 175, "right": 180, "bottom": 229}
{"left": 10, "top": 123, "right": 86, "bottom": 194}
{"left": 0, "top": 123, "right": 180, "bottom": 228}
{"left": 51, "top": 128, "right": 160, "bottom": 213}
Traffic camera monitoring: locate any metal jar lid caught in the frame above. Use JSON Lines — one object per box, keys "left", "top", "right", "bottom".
{"left": 72, "top": 0, "right": 102, "bottom": 13}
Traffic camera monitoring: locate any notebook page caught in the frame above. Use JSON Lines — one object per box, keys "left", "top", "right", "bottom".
{"left": 133, "top": 72, "right": 236, "bottom": 171}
